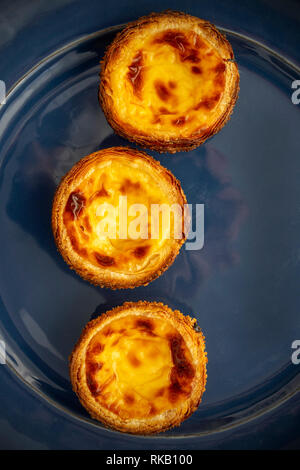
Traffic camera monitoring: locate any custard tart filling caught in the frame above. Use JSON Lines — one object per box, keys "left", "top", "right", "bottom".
{"left": 70, "top": 301, "right": 207, "bottom": 434}
{"left": 86, "top": 314, "right": 195, "bottom": 419}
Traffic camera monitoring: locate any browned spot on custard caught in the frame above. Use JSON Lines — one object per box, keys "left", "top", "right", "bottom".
{"left": 168, "top": 371, "right": 183, "bottom": 403}
{"left": 89, "top": 186, "right": 109, "bottom": 201}
{"left": 127, "top": 351, "right": 141, "bottom": 368}
{"left": 154, "top": 79, "right": 172, "bottom": 102}
{"left": 135, "top": 318, "right": 154, "bottom": 331}
{"left": 136, "top": 319, "right": 156, "bottom": 338}
{"left": 213, "top": 61, "right": 226, "bottom": 87}
{"left": 86, "top": 361, "right": 103, "bottom": 396}
{"left": 69, "top": 232, "right": 88, "bottom": 257}
{"left": 152, "top": 116, "right": 161, "bottom": 124}
{"left": 91, "top": 343, "right": 104, "bottom": 355}
{"left": 153, "top": 30, "right": 189, "bottom": 53}
{"left": 195, "top": 36, "right": 208, "bottom": 50}
{"left": 194, "top": 92, "right": 221, "bottom": 111}
{"left": 167, "top": 333, "right": 195, "bottom": 403}
{"left": 83, "top": 215, "right": 92, "bottom": 233}
{"left": 153, "top": 30, "right": 204, "bottom": 65}
{"left": 124, "top": 393, "right": 135, "bottom": 405}
{"left": 169, "top": 334, "right": 195, "bottom": 380}
{"left": 182, "top": 49, "right": 201, "bottom": 63}
{"left": 159, "top": 106, "right": 174, "bottom": 115}
{"left": 94, "top": 252, "right": 115, "bottom": 267}
{"left": 108, "top": 401, "right": 120, "bottom": 416}
{"left": 214, "top": 61, "right": 226, "bottom": 74}
{"left": 87, "top": 361, "right": 103, "bottom": 375}
{"left": 172, "top": 116, "right": 187, "bottom": 126}
{"left": 214, "top": 74, "right": 225, "bottom": 90}
{"left": 191, "top": 65, "right": 202, "bottom": 74}
{"left": 128, "top": 51, "right": 143, "bottom": 97}
{"left": 214, "top": 74, "right": 225, "bottom": 88}
{"left": 86, "top": 370, "right": 116, "bottom": 398}
{"left": 103, "top": 327, "right": 114, "bottom": 337}
{"left": 149, "top": 404, "right": 157, "bottom": 415}
{"left": 155, "top": 387, "right": 165, "bottom": 397}
{"left": 65, "top": 191, "right": 86, "bottom": 220}
{"left": 133, "top": 245, "right": 150, "bottom": 258}
{"left": 86, "top": 373, "right": 101, "bottom": 396}
{"left": 120, "top": 178, "right": 141, "bottom": 194}
{"left": 168, "top": 80, "right": 177, "bottom": 89}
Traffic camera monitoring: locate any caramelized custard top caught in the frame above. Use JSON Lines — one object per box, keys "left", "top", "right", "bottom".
{"left": 107, "top": 28, "right": 227, "bottom": 137}
{"left": 85, "top": 314, "right": 195, "bottom": 419}
{"left": 62, "top": 152, "right": 184, "bottom": 273}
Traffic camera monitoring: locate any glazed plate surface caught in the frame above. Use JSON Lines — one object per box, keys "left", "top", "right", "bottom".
{"left": 0, "top": 0, "right": 299, "bottom": 449}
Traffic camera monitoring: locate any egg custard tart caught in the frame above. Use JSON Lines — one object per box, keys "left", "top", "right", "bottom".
{"left": 70, "top": 301, "right": 207, "bottom": 434}
{"left": 52, "top": 147, "right": 188, "bottom": 289}
{"left": 99, "top": 10, "right": 239, "bottom": 153}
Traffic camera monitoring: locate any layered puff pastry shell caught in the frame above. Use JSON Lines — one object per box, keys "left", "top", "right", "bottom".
{"left": 70, "top": 301, "right": 207, "bottom": 434}
{"left": 52, "top": 147, "right": 188, "bottom": 289}
{"left": 99, "top": 10, "right": 239, "bottom": 153}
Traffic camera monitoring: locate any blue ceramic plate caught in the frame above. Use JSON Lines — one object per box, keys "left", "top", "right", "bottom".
{"left": 0, "top": 0, "right": 299, "bottom": 449}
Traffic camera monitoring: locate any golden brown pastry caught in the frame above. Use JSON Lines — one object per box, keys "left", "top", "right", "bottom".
{"left": 70, "top": 301, "right": 207, "bottom": 434}
{"left": 99, "top": 10, "right": 239, "bottom": 153}
{"left": 52, "top": 147, "right": 188, "bottom": 289}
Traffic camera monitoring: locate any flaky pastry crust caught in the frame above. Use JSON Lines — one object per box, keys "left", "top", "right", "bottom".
{"left": 99, "top": 10, "right": 239, "bottom": 153}
{"left": 52, "top": 147, "right": 188, "bottom": 289}
{"left": 70, "top": 301, "right": 207, "bottom": 434}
